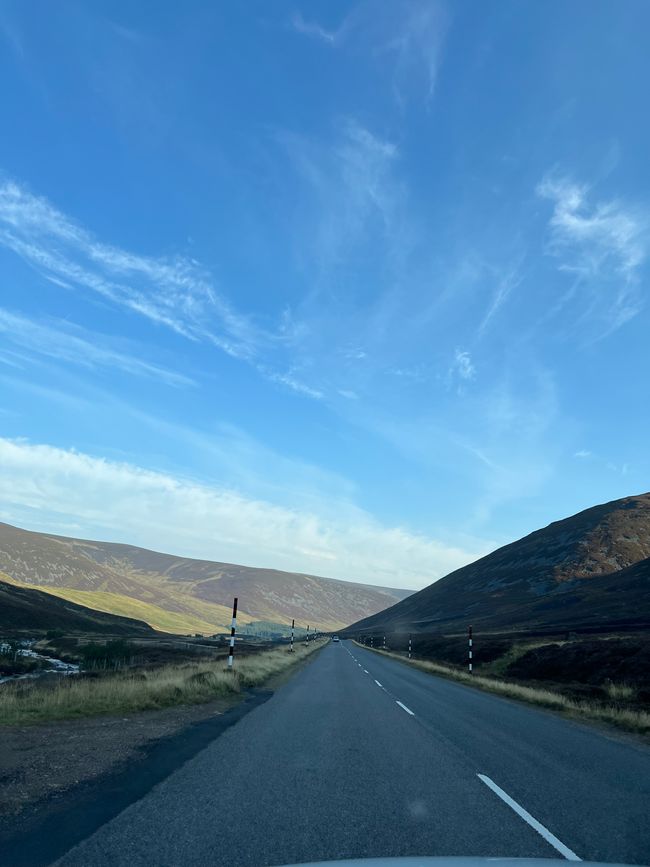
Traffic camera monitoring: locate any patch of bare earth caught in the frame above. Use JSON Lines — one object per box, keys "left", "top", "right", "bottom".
{"left": 0, "top": 695, "right": 241, "bottom": 817}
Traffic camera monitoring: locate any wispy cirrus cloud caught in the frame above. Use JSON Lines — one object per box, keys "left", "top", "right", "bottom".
{"left": 273, "top": 118, "right": 422, "bottom": 401}
{"left": 256, "top": 366, "right": 324, "bottom": 400}
{"left": 380, "top": 0, "right": 449, "bottom": 103}
{"left": 478, "top": 263, "right": 524, "bottom": 336}
{"left": 452, "top": 349, "right": 475, "bottom": 381}
{"left": 290, "top": 11, "right": 339, "bottom": 44}
{"left": 0, "top": 178, "right": 326, "bottom": 400}
{"left": 280, "top": 120, "right": 400, "bottom": 272}
{"left": 0, "top": 179, "right": 260, "bottom": 357}
{"left": 0, "top": 308, "right": 193, "bottom": 387}
{"left": 448, "top": 348, "right": 475, "bottom": 392}
{"left": 537, "top": 175, "right": 648, "bottom": 333}
{"left": 290, "top": 1, "right": 450, "bottom": 104}
{"left": 574, "top": 449, "right": 629, "bottom": 476}
{"left": 0, "top": 437, "right": 484, "bottom": 589}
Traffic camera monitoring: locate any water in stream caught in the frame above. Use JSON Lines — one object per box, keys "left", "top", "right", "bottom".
{"left": 0, "top": 639, "right": 80, "bottom": 685}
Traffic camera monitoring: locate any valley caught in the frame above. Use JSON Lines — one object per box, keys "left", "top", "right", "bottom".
{"left": 0, "top": 522, "right": 412, "bottom": 634}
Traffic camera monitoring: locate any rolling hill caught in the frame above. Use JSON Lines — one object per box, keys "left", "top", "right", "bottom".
{"left": 0, "top": 572, "right": 155, "bottom": 635}
{"left": 347, "top": 492, "right": 650, "bottom": 636}
{"left": 0, "top": 522, "right": 413, "bottom": 633}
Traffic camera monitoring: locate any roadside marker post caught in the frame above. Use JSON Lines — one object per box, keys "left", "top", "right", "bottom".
{"left": 290, "top": 618, "right": 295, "bottom": 653}
{"left": 383, "top": 635, "right": 386, "bottom": 650}
{"left": 468, "top": 624, "right": 473, "bottom": 674}
{"left": 408, "top": 634, "right": 412, "bottom": 659}
{"left": 227, "top": 597, "right": 238, "bottom": 671}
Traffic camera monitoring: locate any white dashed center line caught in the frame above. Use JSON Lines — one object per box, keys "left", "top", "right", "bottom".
{"left": 347, "top": 646, "right": 414, "bottom": 719}
{"left": 395, "top": 700, "right": 415, "bottom": 716}
{"left": 477, "top": 775, "right": 580, "bottom": 861}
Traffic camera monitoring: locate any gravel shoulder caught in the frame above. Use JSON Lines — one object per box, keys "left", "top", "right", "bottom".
{"left": 0, "top": 694, "right": 243, "bottom": 818}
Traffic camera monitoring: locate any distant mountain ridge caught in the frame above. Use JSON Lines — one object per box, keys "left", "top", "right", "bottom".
{"left": 0, "top": 522, "right": 413, "bottom": 633}
{"left": 348, "top": 492, "right": 650, "bottom": 635}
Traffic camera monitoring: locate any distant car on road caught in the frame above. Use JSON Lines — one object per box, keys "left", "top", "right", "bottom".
{"left": 332, "top": 636, "right": 340, "bottom": 642}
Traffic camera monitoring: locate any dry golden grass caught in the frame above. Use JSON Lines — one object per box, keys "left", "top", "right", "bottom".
{"left": 354, "top": 643, "right": 650, "bottom": 735}
{"left": 0, "top": 640, "right": 325, "bottom": 726}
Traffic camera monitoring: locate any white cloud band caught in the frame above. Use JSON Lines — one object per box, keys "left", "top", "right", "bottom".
{"left": 0, "top": 437, "right": 482, "bottom": 590}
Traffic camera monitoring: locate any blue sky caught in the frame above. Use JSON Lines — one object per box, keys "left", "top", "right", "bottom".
{"left": 0, "top": 0, "right": 648, "bottom": 590}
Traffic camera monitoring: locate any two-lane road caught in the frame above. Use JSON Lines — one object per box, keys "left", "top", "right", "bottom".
{"left": 51, "top": 640, "right": 650, "bottom": 866}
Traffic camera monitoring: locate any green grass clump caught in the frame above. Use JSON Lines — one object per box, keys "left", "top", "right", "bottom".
{"left": 0, "top": 640, "right": 325, "bottom": 725}
{"left": 603, "top": 681, "right": 636, "bottom": 702}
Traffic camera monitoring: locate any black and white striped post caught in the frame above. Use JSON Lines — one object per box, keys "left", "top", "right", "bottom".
{"left": 371, "top": 636, "right": 374, "bottom": 648}
{"left": 227, "top": 597, "right": 238, "bottom": 671}
{"left": 383, "top": 635, "right": 386, "bottom": 650}
{"left": 305, "top": 625, "right": 309, "bottom": 645}
{"left": 468, "top": 624, "right": 473, "bottom": 674}
{"left": 408, "top": 634, "right": 412, "bottom": 659}
{"left": 290, "top": 618, "right": 295, "bottom": 652}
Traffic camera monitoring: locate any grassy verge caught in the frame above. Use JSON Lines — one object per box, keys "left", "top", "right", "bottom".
{"left": 353, "top": 642, "right": 650, "bottom": 735}
{"left": 0, "top": 640, "right": 326, "bottom": 725}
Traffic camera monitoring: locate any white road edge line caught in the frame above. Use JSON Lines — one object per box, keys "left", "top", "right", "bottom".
{"left": 477, "top": 775, "right": 581, "bottom": 861}
{"left": 374, "top": 680, "right": 383, "bottom": 687}
{"left": 395, "top": 700, "right": 415, "bottom": 716}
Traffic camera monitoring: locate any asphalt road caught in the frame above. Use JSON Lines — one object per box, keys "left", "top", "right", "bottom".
{"left": 51, "top": 640, "right": 650, "bottom": 867}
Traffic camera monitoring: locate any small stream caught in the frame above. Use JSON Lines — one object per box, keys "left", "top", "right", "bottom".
{"left": 0, "top": 640, "right": 80, "bottom": 685}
